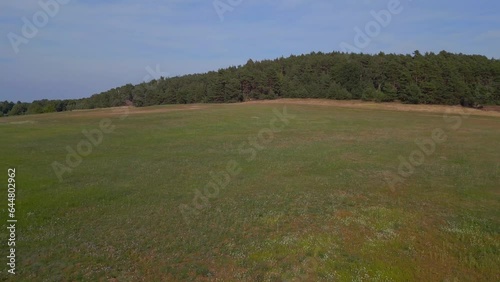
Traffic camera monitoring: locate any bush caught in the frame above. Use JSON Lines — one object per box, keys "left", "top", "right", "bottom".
{"left": 328, "top": 83, "right": 352, "bottom": 100}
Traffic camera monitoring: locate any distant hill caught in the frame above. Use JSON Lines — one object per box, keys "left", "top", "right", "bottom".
{"left": 2, "top": 50, "right": 499, "bottom": 116}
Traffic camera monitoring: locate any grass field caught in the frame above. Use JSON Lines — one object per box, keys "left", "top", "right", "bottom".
{"left": 1, "top": 100, "right": 499, "bottom": 281}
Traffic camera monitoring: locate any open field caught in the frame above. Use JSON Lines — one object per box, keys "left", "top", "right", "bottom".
{"left": 1, "top": 100, "right": 499, "bottom": 281}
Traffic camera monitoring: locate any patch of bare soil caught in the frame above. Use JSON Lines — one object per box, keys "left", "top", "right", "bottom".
{"left": 242, "top": 99, "right": 500, "bottom": 117}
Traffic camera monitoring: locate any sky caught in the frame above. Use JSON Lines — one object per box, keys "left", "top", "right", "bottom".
{"left": 1, "top": 0, "right": 499, "bottom": 102}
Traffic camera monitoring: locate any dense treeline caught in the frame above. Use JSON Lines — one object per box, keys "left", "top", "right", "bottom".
{"left": 2, "top": 50, "right": 499, "bottom": 116}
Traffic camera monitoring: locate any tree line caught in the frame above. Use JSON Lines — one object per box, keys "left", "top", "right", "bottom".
{"left": 2, "top": 50, "right": 499, "bottom": 117}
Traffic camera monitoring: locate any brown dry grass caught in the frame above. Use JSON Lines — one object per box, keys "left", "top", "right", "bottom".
{"left": 3, "top": 100, "right": 498, "bottom": 124}
{"left": 0, "top": 105, "right": 208, "bottom": 123}
{"left": 242, "top": 99, "right": 500, "bottom": 118}
{"left": 482, "top": 105, "right": 500, "bottom": 112}
{"left": 67, "top": 105, "right": 207, "bottom": 118}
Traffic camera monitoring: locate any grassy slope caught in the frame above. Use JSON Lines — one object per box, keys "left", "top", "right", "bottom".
{"left": 0, "top": 102, "right": 499, "bottom": 281}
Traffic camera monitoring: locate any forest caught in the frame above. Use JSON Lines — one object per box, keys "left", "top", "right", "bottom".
{"left": 2, "top": 50, "right": 499, "bottom": 116}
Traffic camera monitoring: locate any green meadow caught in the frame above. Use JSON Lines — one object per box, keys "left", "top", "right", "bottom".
{"left": 1, "top": 101, "right": 499, "bottom": 281}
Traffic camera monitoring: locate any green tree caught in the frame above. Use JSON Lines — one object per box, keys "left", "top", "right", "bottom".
{"left": 27, "top": 102, "right": 44, "bottom": 114}
{"left": 8, "top": 102, "right": 28, "bottom": 116}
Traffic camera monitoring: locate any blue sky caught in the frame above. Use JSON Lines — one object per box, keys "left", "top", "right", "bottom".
{"left": 1, "top": 0, "right": 499, "bottom": 102}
